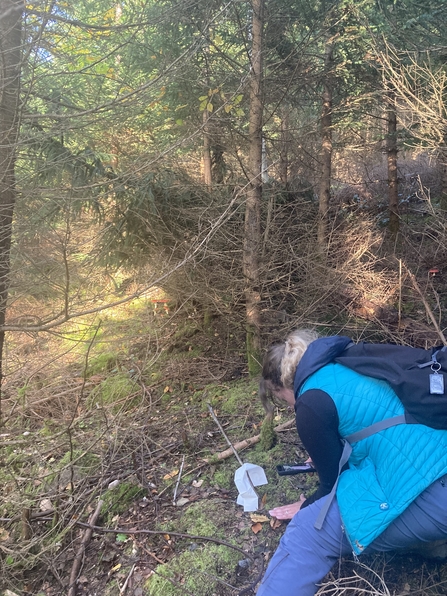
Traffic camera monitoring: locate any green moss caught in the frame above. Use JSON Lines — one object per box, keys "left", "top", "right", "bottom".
{"left": 259, "top": 416, "right": 276, "bottom": 450}
{"left": 218, "top": 380, "right": 259, "bottom": 415}
{"left": 211, "top": 466, "right": 235, "bottom": 490}
{"left": 172, "top": 320, "right": 200, "bottom": 341}
{"left": 162, "top": 501, "right": 234, "bottom": 538}
{"left": 86, "top": 352, "right": 118, "bottom": 376}
{"left": 87, "top": 373, "right": 139, "bottom": 412}
{"left": 41, "top": 448, "right": 100, "bottom": 490}
{"left": 102, "top": 481, "right": 145, "bottom": 521}
{"left": 39, "top": 419, "right": 62, "bottom": 437}
{"left": 250, "top": 441, "right": 283, "bottom": 466}
{"left": 146, "top": 543, "right": 239, "bottom": 596}
{"left": 59, "top": 449, "right": 100, "bottom": 472}
{"left": 149, "top": 501, "right": 241, "bottom": 596}
{"left": 17, "top": 383, "right": 28, "bottom": 400}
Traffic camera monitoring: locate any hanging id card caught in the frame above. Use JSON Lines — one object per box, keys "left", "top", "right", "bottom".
{"left": 430, "top": 372, "right": 444, "bottom": 395}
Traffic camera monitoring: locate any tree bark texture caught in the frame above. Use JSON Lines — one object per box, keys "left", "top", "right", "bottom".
{"left": 203, "top": 109, "right": 212, "bottom": 187}
{"left": 387, "top": 92, "right": 399, "bottom": 234}
{"left": 439, "top": 143, "right": 447, "bottom": 210}
{"left": 244, "top": 0, "right": 264, "bottom": 374}
{"left": 0, "top": 0, "right": 23, "bottom": 421}
{"left": 317, "top": 41, "right": 334, "bottom": 250}
{"left": 279, "top": 109, "right": 289, "bottom": 186}
{"left": 202, "top": 36, "right": 212, "bottom": 188}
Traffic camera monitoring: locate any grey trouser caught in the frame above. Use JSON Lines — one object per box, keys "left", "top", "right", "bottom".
{"left": 257, "top": 475, "right": 447, "bottom": 596}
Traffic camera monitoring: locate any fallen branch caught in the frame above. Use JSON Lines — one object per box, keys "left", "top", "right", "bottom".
{"left": 157, "top": 420, "right": 295, "bottom": 486}
{"left": 173, "top": 455, "right": 185, "bottom": 505}
{"left": 68, "top": 499, "right": 104, "bottom": 596}
{"left": 205, "top": 419, "right": 295, "bottom": 463}
{"left": 120, "top": 562, "right": 136, "bottom": 595}
{"left": 75, "top": 521, "right": 257, "bottom": 561}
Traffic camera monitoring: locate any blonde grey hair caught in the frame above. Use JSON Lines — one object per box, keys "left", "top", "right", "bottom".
{"left": 280, "top": 329, "right": 319, "bottom": 388}
{"left": 260, "top": 329, "right": 319, "bottom": 417}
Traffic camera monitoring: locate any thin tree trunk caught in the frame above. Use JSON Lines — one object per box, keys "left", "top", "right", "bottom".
{"left": 261, "top": 136, "right": 268, "bottom": 183}
{"left": 244, "top": 0, "right": 264, "bottom": 375}
{"left": 0, "top": 0, "right": 23, "bottom": 423}
{"left": 387, "top": 92, "right": 399, "bottom": 234}
{"left": 202, "top": 34, "right": 212, "bottom": 188}
{"left": 211, "top": 141, "right": 225, "bottom": 184}
{"left": 203, "top": 109, "right": 212, "bottom": 187}
{"left": 439, "top": 142, "right": 447, "bottom": 210}
{"left": 317, "top": 41, "right": 334, "bottom": 250}
{"left": 279, "top": 109, "right": 289, "bottom": 186}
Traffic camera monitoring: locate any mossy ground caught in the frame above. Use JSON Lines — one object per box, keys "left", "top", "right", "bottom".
{"left": 146, "top": 543, "right": 240, "bottom": 596}
{"left": 3, "top": 296, "right": 447, "bottom": 596}
{"left": 147, "top": 501, "right": 243, "bottom": 595}
{"left": 87, "top": 372, "right": 140, "bottom": 412}
{"left": 101, "top": 481, "right": 146, "bottom": 523}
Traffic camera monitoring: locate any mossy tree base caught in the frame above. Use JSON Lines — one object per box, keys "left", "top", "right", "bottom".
{"left": 259, "top": 416, "right": 276, "bottom": 450}
{"left": 246, "top": 326, "right": 261, "bottom": 377}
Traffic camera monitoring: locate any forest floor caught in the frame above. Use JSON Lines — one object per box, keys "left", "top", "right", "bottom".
{"left": 2, "top": 296, "right": 447, "bottom": 596}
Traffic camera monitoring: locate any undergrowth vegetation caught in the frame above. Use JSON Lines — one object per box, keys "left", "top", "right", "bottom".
{"left": 2, "top": 158, "right": 447, "bottom": 595}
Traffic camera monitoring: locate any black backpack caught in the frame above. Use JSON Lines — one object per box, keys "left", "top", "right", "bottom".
{"left": 294, "top": 336, "right": 447, "bottom": 430}
{"left": 294, "top": 336, "right": 447, "bottom": 530}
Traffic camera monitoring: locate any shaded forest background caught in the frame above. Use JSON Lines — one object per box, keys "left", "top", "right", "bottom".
{"left": 2, "top": 0, "right": 447, "bottom": 594}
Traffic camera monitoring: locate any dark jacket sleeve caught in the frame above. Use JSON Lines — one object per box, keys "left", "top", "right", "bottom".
{"left": 295, "top": 389, "right": 343, "bottom": 508}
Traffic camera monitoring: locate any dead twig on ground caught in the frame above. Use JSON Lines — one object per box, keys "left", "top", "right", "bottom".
{"left": 172, "top": 454, "right": 185, "bottom": 504}
{"left": 67, "top": 499, "right": 104, "bottom": 596}
{"left": 74, "top": 520, "right": 259, "bottom": 565}
{"left": 120, "top": 562, "right": 136, "bottom": 594}
{"left": 205, "top": 418, "right": 295, "bottom": 462}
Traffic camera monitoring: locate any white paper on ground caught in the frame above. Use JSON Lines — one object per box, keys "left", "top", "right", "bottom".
{"left": 234, "top": 463, "right": 268, "bottom": 512}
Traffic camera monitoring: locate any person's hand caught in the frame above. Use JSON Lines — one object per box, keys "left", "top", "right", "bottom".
{"left": 268, "top": 494, "right": 306, "bottom": 520}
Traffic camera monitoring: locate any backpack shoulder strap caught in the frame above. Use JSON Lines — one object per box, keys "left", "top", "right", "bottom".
{"left": 314, "top": 414, "right": 407, "bottom": 531}
{"left": 314, "top": 439, "right": 352, "bottom": 530}
{"left": 345, "top": 415, "right": 407, "bottom": 443}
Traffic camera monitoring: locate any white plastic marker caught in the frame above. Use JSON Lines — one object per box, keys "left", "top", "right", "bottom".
{"left": 207, "top": 403, "right": 267, "bottom": 512}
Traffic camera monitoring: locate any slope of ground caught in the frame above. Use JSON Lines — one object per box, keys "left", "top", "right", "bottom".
{"left": 1, "top": 296, "right": 447, "bottom": 596}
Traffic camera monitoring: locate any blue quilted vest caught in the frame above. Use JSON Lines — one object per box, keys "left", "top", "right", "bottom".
{"left": 299, "top": 363, "right": 447, "bottom": 554}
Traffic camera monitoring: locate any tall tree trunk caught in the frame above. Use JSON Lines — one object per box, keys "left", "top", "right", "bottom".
{"left": 317, "top": 40, "right": 334, "bottom": 250}
{"left": 387, "top": 92, "right": 399, "bottom": 234}
{"left": 261, "top": 136, "right": 268, "bottom": 183}
{"left": 203, "top": 109, "right": 212, "bottom": 187}
{"left": 211, "top": 140, "right": 226, "bottom": 184}
{"left": 0, "top": 0, "right": 22, "bottom": 423}
{"left": 201, "top": 33, "right": 213, "bottom": 188}
{"left": 439, "top": 140, "right": 447, "bottom": 210}
{"left": 279, "top": 108, "right": 289, "bottom": 186}
{"left": 244, "top": 0, "right": 264, "bottom": 375}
